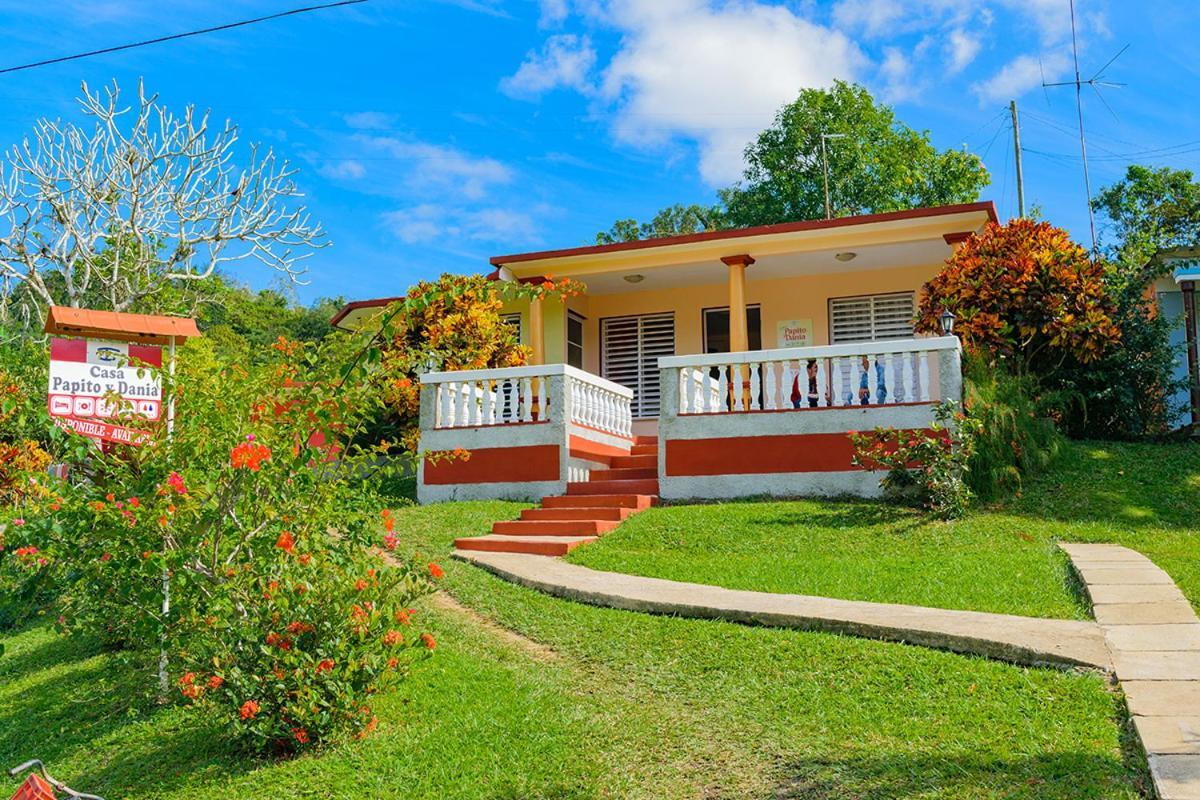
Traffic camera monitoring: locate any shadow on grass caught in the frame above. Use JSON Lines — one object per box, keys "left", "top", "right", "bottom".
{"left": 0, "top": 627, "right": 252, "bottom": 799}
{"left": 774, "top": 750, "right": 1147, "bottom": 800}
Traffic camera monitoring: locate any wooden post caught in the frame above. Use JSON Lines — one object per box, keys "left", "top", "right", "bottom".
{"left": 1182, "top": 280, "right": 1200, "bottom": 430}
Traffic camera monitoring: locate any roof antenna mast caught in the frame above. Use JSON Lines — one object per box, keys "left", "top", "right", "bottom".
{"left": 1041, "top": 0, "right": 1128, "bottom": 254}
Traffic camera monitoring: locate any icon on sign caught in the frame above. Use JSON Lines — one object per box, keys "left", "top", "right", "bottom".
{"left": 73, "top": 397, "right": 96, "bottom": 416}
{"left": 96, "top": 399, "right": 115, "bottom": 418}
{"left": 50, "top": 395, "right": 72, "bottom": 416}
{"left": 137, "top": 400, "right": 160, "bottom": 419}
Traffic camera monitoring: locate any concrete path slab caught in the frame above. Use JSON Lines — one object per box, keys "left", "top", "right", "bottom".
{"left": 456, "top": 550, "right": 1111, "bottom": 669}
{"left": 1063, "top": 543, "right": 1200, "bottom": 800}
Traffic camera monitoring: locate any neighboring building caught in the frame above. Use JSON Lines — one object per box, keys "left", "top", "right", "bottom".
{"left": 1151, "top": 246, "right": 1200, "bottom": 430}
{"left": 334, "top": 202, "right": 995, "bottom": 505}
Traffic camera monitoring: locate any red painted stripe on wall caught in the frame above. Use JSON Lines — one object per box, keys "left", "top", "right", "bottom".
{"left": 423, "top": 444, "right": 560, "bottom": 485}
{"left": 665, "top": 431, "right": 931, "bottom": 476}
{"left": 568, "top": 435, "right": 630, "bottom": 465}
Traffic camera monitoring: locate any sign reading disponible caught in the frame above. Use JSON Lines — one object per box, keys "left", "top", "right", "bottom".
{"left": 48, "top": 337, "right": 162, "bottom": 443}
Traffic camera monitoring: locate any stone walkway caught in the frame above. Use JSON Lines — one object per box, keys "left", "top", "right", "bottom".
{"left": 456, "top": 550, "right": 1111, "bottom": 669}
{"left": 1062, "top": 543, "right": 1200, "bottom": 800}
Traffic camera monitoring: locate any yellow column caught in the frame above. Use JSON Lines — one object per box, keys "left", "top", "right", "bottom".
{"left": 721, "top": 254, "right": 755, "bottom": 352}
{"left": 529, "top": 296, "right": 545, "bottom": 365}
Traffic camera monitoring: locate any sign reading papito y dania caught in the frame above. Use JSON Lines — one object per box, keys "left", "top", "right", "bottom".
{"left": 48, "top": 337, "right": 162, "bottom": 444}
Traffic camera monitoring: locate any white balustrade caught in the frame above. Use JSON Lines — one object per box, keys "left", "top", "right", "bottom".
{"left": 421, "top": 364, "right": 633, "bottom": 437}
{"left": 659, "top": 336, "right": 961, "bottom": 415}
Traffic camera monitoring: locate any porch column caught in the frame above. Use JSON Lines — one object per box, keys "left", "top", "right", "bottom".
{"left": 530, "top": 296, "right": 546, "bottom": 365}
{"left": 1182, "top": 280, "right": 1200, "bottom": 428}
{"left": 721, "top": 254, "right": 755, "bottom": 352}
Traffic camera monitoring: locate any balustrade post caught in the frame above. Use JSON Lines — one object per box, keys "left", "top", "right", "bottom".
{"left": 936, "top": 341, "right": 963, "bottom": 404}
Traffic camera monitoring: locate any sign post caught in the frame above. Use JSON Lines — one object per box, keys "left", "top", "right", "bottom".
{"left": 43, "top": 306, "right": 200, "bottom": 698}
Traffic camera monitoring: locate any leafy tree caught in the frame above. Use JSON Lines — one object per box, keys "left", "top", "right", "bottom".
{"left": 1092, "top": 165, "right": 1200, "bottom": 264}
{"left": 595, "top": 203, "right": 723, "bottom": 244}
{"left": 595, "top": 82, "right": 989, "bottom": 242}
{"left": 917, "top": 219, "right": 1119, "bottom": 376}
{"left": 722, "top": 81, "right": 989, "bottom": 227}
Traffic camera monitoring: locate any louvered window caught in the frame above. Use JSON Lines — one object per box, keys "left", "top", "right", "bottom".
{"left": 829, "top": 292, "right": 916, "bottom": 343}
{"left": 601, "top": 312, "right": 675, "bottom": 418}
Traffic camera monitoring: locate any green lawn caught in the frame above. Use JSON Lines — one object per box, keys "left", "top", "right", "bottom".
{"left": 1, "top": 443, "right": 1181, "bottom": 798}
{"left": 569, "top": 441, "right": 1200, "bottom": 619}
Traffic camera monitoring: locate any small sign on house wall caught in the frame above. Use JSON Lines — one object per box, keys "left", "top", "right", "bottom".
{"left": 776, "top": 319, "right": 813, "bottom": 348}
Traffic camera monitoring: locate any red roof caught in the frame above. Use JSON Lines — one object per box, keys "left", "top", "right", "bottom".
{"left": 489, "top": 201, "right": 998, "bottom": 267}
{"left": 44, "top": 306, "right": 201, "bottom": 345}
{"left": 329, "top": 296, "right": 404, "bottom": 330}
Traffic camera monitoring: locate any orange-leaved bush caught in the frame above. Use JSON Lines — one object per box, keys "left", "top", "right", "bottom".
{"left": 917, "top": 219, "right": 1119, "bottom": 375}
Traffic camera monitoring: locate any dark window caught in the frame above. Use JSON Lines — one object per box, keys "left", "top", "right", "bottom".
{"left": 567, "top": 311, "right": 584, "bottom": 369}
{"left": 702, "top": 305, "right": 762, "bottom": 353}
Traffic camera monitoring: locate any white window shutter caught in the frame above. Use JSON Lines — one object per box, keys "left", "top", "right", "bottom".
{"left": 601, "top": 312, "right": 675, "bottom": 418}
{"left": 830, "top": 293, "right": 915, "bottom": 344}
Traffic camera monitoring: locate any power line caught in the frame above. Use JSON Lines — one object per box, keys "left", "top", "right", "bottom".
{"left": 0, "top": 0, "right": 369, "bottom": 75}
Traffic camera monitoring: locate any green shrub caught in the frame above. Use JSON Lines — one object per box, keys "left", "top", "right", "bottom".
{"left": 962, "top": 357, "right": 1062, "bottom": 500}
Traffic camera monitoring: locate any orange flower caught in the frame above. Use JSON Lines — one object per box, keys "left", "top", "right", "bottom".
{"left": 292, "top": 727, "right": 310, "bottom": 744}
{"left": 427, "top": 562, "right": 444, "bottom": 579}
{"left": 383, "top": 630, "right": 403, "bottom": 646}
{"left": 420, "top": 633, "right": 436, "bottom": 650}
{"left": 230, "top": 441, "right": 271, "bottom": 471}
{"left": 207, "top": 675, "right": 224, "bottom": 690}
{"left": 286, "top": 621, "right": 314, "bottom": 635}
{"left": 239, "top": 700, "right": 260, "bottom": 720}
{"left": 316, "top": 658, "right": 335, "bottom": 673}
{"left": 298, "top": 553, "right": 312, "bottom": 565}
{"left": 393, "top": 609, "right": 410, "bottom": 626}
{"left": 276, "top": 531, "right": 295, "bottom": 554}
{"left": 354, "top": 578, "right": 369, "bottom": 592}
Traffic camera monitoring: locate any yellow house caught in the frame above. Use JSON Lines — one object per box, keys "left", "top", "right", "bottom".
{"left": 333, "top": 202, "right": 993, "bottom": 542}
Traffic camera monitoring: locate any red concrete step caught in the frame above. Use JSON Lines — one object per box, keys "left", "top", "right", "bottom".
{"left": 610, "top": 453, "right": 656, "bottom": 470}
{"left": 634, "top": 435, "right": 658, "bottom": 446}
{"left": 491, "top": 519, "right": 620, "bottom": 536}
{"left": 588, "top": 467, "right": 657, "bottom": 481}
{"left": 541, "top": 494, "right": 657, "bottom": 510}
{"left": 568, "top": 479, "right": 659, "bottom": 496}
{"left": 630, "top": 444, "right": 658, "bottom": 456}
{"left": 521, "top": 507, "right": 632, "bottom": 522}
{"left": 454, "top": 534, "right": 596, "bottom": 556}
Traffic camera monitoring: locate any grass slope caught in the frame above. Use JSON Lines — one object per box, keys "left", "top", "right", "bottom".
{"left": 0, "top": 447, "right": 1173, "bottom": 798}
{"left": 570, "top": 441, "right": 1200, "bottom": 619}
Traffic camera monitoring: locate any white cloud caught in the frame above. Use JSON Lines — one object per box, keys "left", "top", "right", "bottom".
{"left": 501, "top": 34, "right": 597, "bottom": 98}
{"left": 598, "top": 0, "right": 864, "bottom": 185}
{"left": 831, "top": 0, "right": 907, "bottom": 38}
{"left": 539, "top": 0, "right": 569, "bottom": 27}
{"left": 344, "top": 111, "right": 397, "bottom": 130}
{"left": 318, "top": 160, "right": 367, "bottom": 180}
{"left": 355, "top": 136, "right": 512, "bottom": 200}
{"left": 878, "top": 47, "right": 914, "bottom": 102}
{"left": 382, "top": 204, "right": 538, "bottom": 244}
{"left": 972, "top": 52, "right": 1068, "bottom": 103}
{"left": 945, "top": 29, "right": 981, "bottom": 74}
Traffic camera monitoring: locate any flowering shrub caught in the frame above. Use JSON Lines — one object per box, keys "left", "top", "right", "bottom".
{"left": 2, "top": 289, "right": 471, "bottom": 752}
{"left": 850, "top": 402, "right": 981, "bottom": 519}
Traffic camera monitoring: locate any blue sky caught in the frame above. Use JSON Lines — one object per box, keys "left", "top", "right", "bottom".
{"left": 0, "top": 0, "right": 1197, "bottom": 304}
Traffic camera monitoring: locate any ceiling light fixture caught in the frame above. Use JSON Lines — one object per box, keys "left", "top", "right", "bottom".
{"left": 835, "top": 252, "right": 857, "bottom": 262}
{"left": 623, "top": 274, "right": 645, "bottom": 283}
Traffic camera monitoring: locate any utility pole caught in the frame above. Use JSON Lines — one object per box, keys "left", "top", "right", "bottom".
{"left": 1010, "top": 100, "right": 1026, "bottom": 218}
{"left": 820, "top": 133, "right": 847, "bottom": 220}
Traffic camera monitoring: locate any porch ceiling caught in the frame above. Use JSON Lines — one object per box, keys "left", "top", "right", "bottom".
{"left": 573, "top": 237, "right": 953, "bottom": 296}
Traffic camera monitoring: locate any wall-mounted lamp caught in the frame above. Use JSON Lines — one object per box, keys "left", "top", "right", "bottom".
{"left": 940, "top": 309, "right": 956, "bottom": 335}
{"left": 834, "top": 252, "right": 857, "bottom": 262}
{"left": 623, "top": 274, "right": 645, "bottom": 284}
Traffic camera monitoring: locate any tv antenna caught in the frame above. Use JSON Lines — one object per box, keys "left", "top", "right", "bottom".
{"left": 1041, "top": 0, "right": 1128, "bottom": 253}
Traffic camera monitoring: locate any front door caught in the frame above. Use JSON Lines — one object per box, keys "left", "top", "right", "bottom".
{"left": 600, "top": 312, "right": 675, "bottom": 418}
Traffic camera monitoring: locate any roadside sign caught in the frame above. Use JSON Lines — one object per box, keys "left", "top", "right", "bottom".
{"left": 47, "top": 337, "right": 163, "bottom": 445}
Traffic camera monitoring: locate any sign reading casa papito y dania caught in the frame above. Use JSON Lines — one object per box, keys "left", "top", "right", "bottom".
{"left": 48, "top": 337, "right": 161, "bottom": 444}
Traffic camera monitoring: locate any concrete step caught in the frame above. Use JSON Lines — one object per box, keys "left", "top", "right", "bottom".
{"left": 491, "top": 519, "right": 620, "bottom": 536}
{"left": 630, "top": 444, "right": 658, "bottom": 456}
{"left": 588, "top": 467, "right": 657, "bottom": 481}
{"left": 568, "top": 479, "right": 659, "bottom": 496}
{"left": 634, "top": 435, "right": 658, "bottom": 446}
{"left": 610, "top": 454, "right": 656, "bottom": 470}
{"left": 541, "top": 494, "right": 658, "bottom": 510}
{"left": 454, "top": 534, "right": 597, "bottom": 556}
{"left": 521, "top": 507, "right": 632, "bottom": 522}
